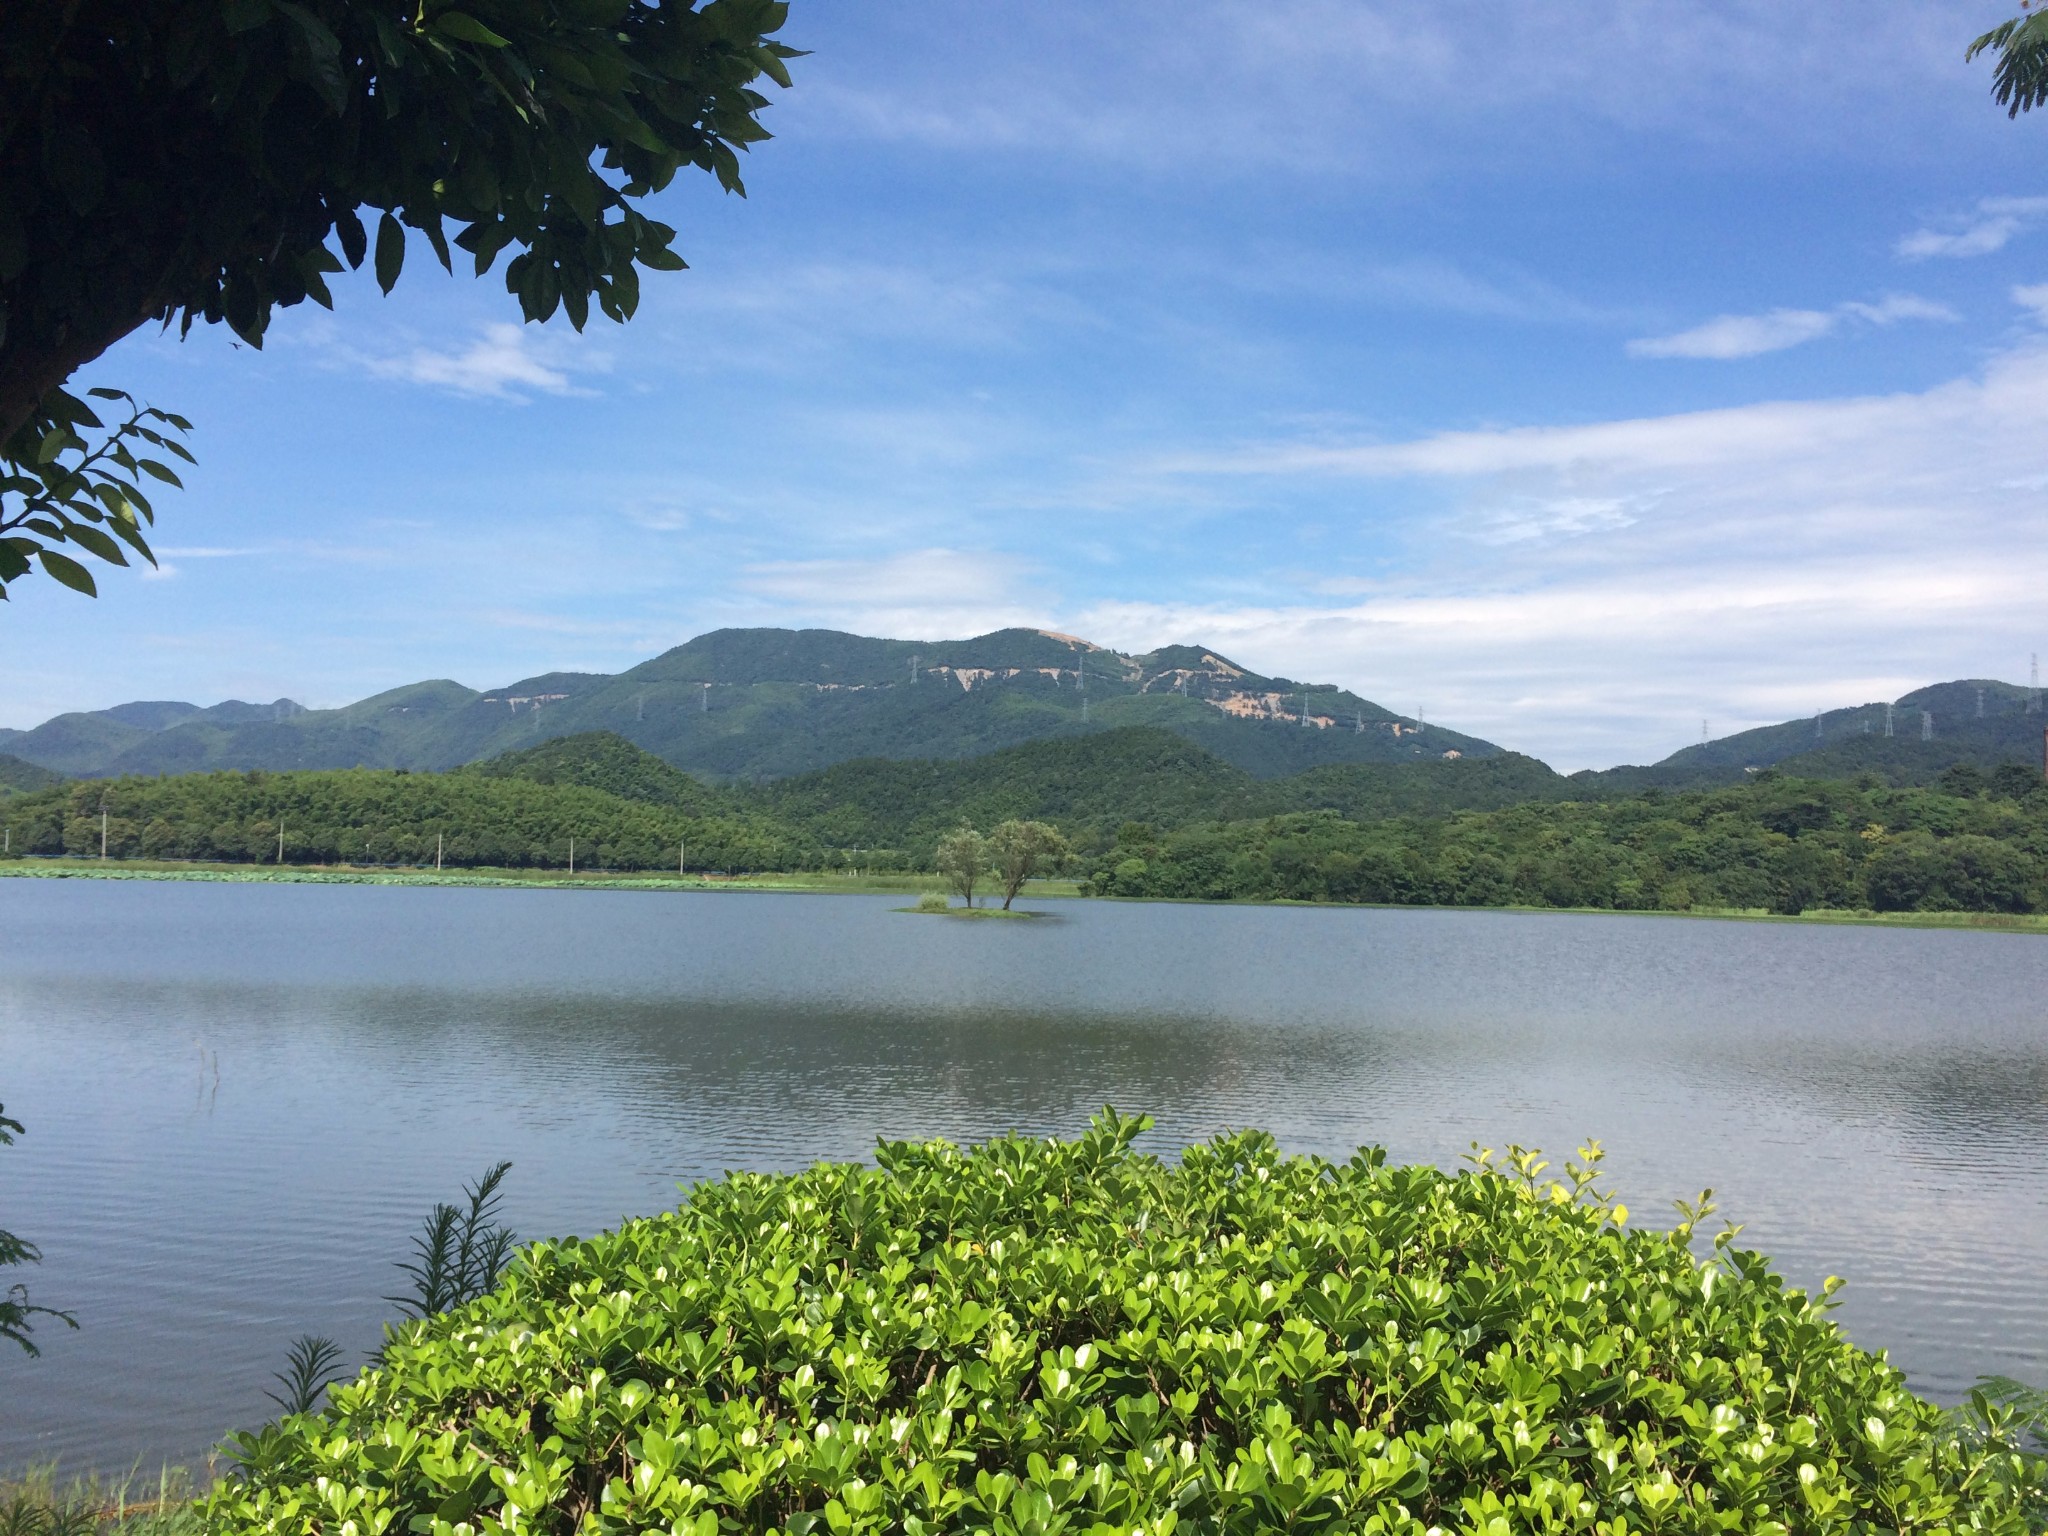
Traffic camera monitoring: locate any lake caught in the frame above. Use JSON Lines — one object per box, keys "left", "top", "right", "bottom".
{"left": 4, "top": 878, "right": 2046, "bottom": 1473}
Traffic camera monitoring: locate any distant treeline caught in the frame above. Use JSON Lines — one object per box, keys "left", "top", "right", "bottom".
{"left": 1087, "top": 763, "right": 2048, "bottom": 915}
{"left": 4, "top": 732, "right": 2046, "bottom": 915}
{"left": 0, "top": 768, "right": 807, "bottom": 872}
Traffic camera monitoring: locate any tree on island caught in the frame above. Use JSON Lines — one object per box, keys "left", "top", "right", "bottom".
{"left": 933, "top": 825, "right": 988, "bottom": 908}
{"left": 0, "top": 0, "right": 798, "bottom": 599}
{"left": 1, "top": 1104, "right": 76, "bottom": 1355}
{"left": 989, "top": 817, "right": 1070, "bottom": 910}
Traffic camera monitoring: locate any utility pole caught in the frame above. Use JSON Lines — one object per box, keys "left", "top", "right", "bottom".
{"left": 680, "top": 841, "right": 687, "bottom": 877}
{"left": 436, "top": 833, "right": 443, "bottom": 871}
{"left": 277, "top": 821, "right": 285, "bottom": 864}
{"left": 100, "top": 806, "right": 108, "bottom": 860}
{"left": 569, "top": 837, "right": 575, "bottom": 876}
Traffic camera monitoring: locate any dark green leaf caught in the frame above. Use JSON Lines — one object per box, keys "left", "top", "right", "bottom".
{"left": 62, "top": 524, "right": 128, "bottom": 566}
{"left": 375, "top": 213, "right": 406, "bottom": 294}
{"left": 36, "top": 550, "right": 98, "bottom": 596}
{"left": 434, "top": 13, "right": 513, "bottom": 48}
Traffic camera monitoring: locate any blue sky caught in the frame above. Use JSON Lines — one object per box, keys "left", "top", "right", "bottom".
{"left": 8, "top": 1, "right": 2048, "bottom": 770}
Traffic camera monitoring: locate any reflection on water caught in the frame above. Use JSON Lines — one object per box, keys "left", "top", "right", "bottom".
{"left": 3, "top": 880, "right": 2045, "bottom": 1471}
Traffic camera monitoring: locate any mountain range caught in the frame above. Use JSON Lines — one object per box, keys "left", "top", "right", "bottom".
{"left": 0, "top": 627, "right": 1496, "bottom": 783}
{"left": 1, "top": 625, "right": 2042, "bottom": 792}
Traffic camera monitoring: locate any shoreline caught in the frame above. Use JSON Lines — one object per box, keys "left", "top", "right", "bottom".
{"left": 3, "top": 858, "right": 2045, "bottom": 932}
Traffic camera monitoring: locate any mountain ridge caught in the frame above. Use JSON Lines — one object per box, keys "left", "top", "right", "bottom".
{"left": 0, "top": 627, "right": 1498, "bottom": 782}
{"left": 5, "top": 626, "right": 2044, "bottom": 791}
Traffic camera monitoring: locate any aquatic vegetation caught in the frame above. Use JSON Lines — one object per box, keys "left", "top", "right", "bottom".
{"left": 206, "top": 1113, "right": 2044, "bottom": 1535}
{"left": 0, "top": 1466, "right": 201, "bottom": 1536}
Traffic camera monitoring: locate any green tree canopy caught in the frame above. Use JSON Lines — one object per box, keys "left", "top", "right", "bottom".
{"left": 933, "top": 825, "right": 988, "bottom": 908}
{"left": 0, "top": 0, "right": 797, "bottom": 595}
{"left": 988, "top": 816, "right": 1070, "bottom": 909}
{"left": 1971, "top": 12, "right": 2048, "bottom": 116}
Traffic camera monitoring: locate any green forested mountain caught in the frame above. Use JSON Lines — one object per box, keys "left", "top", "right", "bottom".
{"left": 1094, "top": 764, "right": 2048, "bottom": 916}
{"left": 0, "top": 627, "right": 1495, "bottom": 782}
{"left": 1577, "top": 680, "right": 2046, "bottom": 792}
{"left": 465, "top": 730, "right": 727, "bottom": 814}
{"left": 5, "top": 734, "right": 2045, "bottom": 917}
{"left": 466, "top": 728, "right": 1578, "bottom": 857}
{"left": 0, "top": 753, "right": 65, "bottom": 797}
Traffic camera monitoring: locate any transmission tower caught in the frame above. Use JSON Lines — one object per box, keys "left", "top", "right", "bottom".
{"left": 1977, "top": 687, "right": 1986, "bottom": 719}
{"left": 2032, "top": 653, "right": 2042, "bottom": 714}
{"left": 1921, "top": 710, "right": 1934, "bottom": 742}
{"left": 911, "top": 654, "right": 919, "bottom": 684}
{"left": 1700, "top": 720, "right": 1709, "bottom": 745}
{"left": 1884, "top": 702, "right": 1894, "bottom": 737}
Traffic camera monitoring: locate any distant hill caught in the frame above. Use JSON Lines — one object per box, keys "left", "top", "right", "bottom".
{"left": 0, "top": 628, "right": 1499, "bottom": 783}
{"left": 1578, "top": 679, "right": 2047, "bottom": 792}
{"left": 470, "top": 727, "right": 1578, "bottom": 856}
{"left": 0, "top": 753, "right": 66, "bottom": 797}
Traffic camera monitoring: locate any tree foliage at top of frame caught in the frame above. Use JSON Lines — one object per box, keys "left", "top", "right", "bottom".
{"left": 1, "top": 0, "right": 798, "bottom": 442}
{"left": 1971, "top": 10, "right": 2048, "bottom": 117}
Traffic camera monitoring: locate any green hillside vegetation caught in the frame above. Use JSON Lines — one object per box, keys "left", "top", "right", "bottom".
{"left": 0, "top": 769, "right": 805, "bottom": 873}
{"left": 745, "top": 731, "right": 1576, "bottom": 857}
{"left": 0, "top": 753, "right": 64, "bottom": 797}
{"left": 1579, "top": 680, "right": 2047, "bottom": 792}
{"left": 464, "top": 731, "right": 725, "bottom": 814}
{"left": 0, "top": 627, "right": 1495, "bottom": 782}
{"left": 7, "top": 731, "right": 2046, "bottom": 918}
{"left": 1092, "top": 764, "right": 2048, "bottom": 916}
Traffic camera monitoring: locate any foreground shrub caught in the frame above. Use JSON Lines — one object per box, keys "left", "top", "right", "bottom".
{"left": 209, "top": 1114, "right": 2042, "bottom": 1536}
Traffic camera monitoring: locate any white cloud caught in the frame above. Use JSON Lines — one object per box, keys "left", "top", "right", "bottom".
{"left": 1629, "top": 308, "right": 1837, "bottom": 360}
{"left": 338, "top": 323, "right": 608, "bottom": 401}
{"left": 1897, "top": 196, "right": 2048, "bottom": 259}
{"left": 733, "top": 548, "right": 1047, "bottom": 639}
{"left": 797, "top": 2, "right": 1978, "bottom": 181}
{"left": 1124, "top": 310, "right": 2048, "bottom": 768}
{"left": 1627, "top": 293, "right": 1956, "bottom": 360}
{"left": 2013, "top": 282, "right": 2048, "bottom": 323}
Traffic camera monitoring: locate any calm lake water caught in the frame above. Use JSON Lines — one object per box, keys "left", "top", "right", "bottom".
{"left": 4, "top": 879, "right": 2047, "bottom": 1473}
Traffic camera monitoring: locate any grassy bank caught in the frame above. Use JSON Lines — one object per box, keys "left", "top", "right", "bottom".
{"left": 0, "top": 857, "right": 1088, "bottom": 899}
{"left": 9, "top": 858, "right": 2046, "bottom": 930}
{"left": 0, "top": 1465, "right": 201, "bottom": 1536}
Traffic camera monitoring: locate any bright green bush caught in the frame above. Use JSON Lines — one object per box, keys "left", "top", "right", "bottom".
{"left": 208, "top": 1115, "right": 2041, "bottom": 1536}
